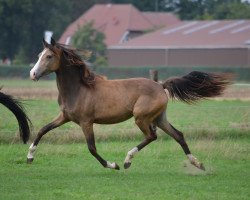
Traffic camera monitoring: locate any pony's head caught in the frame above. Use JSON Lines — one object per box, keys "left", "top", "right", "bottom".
{"left": 30, "top": 38, "right": 95, "bottom": 86}
{"left": 30, "top": 38, "right": 61, "bottom": 81}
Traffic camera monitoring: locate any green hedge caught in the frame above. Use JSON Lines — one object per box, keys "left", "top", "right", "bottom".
{"left": 0, "top": 64, "right": 249, "bottom": 82}
{"left": 96, "top": 66, "right": 250, "bottom": 81}
{"left": 0, "top": 65, "right": 55, "bottom": 79}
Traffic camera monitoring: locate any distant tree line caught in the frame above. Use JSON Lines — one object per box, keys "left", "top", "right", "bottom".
{"left": 112, "top": 0, "right": 250, "bottom": 19}
{"left": 0, "top": 0, "right": 250, "bottom": 64}
{"left": 0, "top": 0, "right": 108, "bottom": 63}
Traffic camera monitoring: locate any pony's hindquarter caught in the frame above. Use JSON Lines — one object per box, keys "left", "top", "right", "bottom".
{"left": 162, "top": 71, "right": 233, "bottom": 104}
{"left": 155, "top": 71, "right": 233, "bottom": 171}
{"left": 0, "top": 91, "right": 31, "bottom": 143}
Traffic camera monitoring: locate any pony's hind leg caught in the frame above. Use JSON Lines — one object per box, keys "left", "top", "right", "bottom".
{"left": 155, "top": 112, "right": 205, "bottom": 170}
{"left": 124, "top": 119, "right": 157, "bottom": 169}
{"left": 27, "top": 112, "right": 68, "bottom": 163}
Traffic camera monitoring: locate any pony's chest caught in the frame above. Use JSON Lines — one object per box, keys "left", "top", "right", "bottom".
{"left": 60, "top": 104, "right": 80, "bottom": 123}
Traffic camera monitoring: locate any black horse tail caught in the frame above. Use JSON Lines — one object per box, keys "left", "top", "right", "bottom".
{"left": 0, "top": 90, "right": 31, "bottom": 143}
{"left": 162, "top": 71, "right": 233, "bottom": 104}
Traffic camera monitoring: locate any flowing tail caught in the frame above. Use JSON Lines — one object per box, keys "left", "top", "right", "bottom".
{"left": 162, "top": 71, "right": 233, "bottom": 104}
{"left": 0, "top": 90, "right": 31, "bottom": 143}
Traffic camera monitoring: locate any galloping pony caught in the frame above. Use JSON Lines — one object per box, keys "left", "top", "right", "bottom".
{"left": 0, "top": 88, "right": 30, "bottom": 143}
{"left": 27, "top": 38, "right": 232, "bottom": 170}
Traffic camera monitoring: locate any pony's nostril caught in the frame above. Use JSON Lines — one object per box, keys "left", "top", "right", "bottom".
{"left": 30, "top": 70, "right": 37, "bottom": 80}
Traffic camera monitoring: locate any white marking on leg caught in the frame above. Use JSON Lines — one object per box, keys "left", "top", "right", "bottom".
{"left": 106, "top": 161, "right": 116, "bottom": 169}
{"left": 187, "top": 154, "right": 201, "bottom": 168}
{"left": 124, "top": 147, "right": 138, "bottom": 164}
{"left": 27, "top": 143, "right": 36, "bottom": 159}
{"left": 187, "top": 154, "right": 196, "bottom": 162}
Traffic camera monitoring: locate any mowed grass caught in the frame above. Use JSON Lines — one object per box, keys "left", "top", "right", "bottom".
{"left": 0, "top": 98, "right": 249, "bottom": 199}
{"left": 0, "top": 139, "right": 249, "bottom": 200}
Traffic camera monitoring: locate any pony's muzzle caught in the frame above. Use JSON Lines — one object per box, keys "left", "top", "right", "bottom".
{"left": 30, "top": 69, "right": 39, "bottom": 81}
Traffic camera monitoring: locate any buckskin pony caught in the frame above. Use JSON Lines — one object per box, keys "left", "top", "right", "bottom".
{"left": 27, "top": 38, "right": 232, "bottom": 170}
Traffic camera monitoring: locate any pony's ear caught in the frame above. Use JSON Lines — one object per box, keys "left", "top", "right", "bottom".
{"left": 42, "top": 38, "right": 49, "bottom": 48}
{"left": 51, "top": 37, "right": 56, "bottom": 46}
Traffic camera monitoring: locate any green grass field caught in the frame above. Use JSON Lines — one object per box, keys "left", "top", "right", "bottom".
{"left": 0, "top": 79, "right": 250, "bottom": 199}
{"left": 0, "top": 140, "right": 249, "bottom": 200}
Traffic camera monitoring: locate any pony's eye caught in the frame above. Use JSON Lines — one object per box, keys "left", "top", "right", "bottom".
{"left": 47, "top": 55, "right": 53, "bottom": 59}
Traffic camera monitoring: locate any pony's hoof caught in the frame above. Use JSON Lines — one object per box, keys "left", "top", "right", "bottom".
{"left": 27, "top": 158, "right": 34, "bottom": 164}
{"left": 192, "top": 162, "right": 205, "bottom": 171}
{"left": 106, "top": 161, "right": 120, "bottom": 170}
{"left": 124, "top": 162, "right": 131, "bottom": 169}
{"left": 199, "top": 163, "right": 205, "bottom": 171}
{"left": 114, "top": 163, "right": 120, "bottom": 170}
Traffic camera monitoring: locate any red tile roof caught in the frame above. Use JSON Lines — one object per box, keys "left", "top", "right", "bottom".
{"left": 109, "top": 20, "right": 250, "bottom": 49}
{"left": 142, "top": 12, "right": 180, "bottom": 28}
{"left": 59, "top": 4, "right": 180, "bottom": 46}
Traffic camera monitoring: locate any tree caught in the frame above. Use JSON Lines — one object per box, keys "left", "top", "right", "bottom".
{"left": 71, "top": 21, "right": 107, "bottom": 66}
{"left": 70, "top": 0, "right": 110, "bottom": 21}
{"left": 212, "top": 2, "right": 250, "bottom": 19}
{"left": 0, "top": 0, "right": 71, "bottom": 63}
{"left": 112, "top": 0, "right": 167, "bottom": 11}
{"left": 162, "top": 0, "right": 250, "bottom": 20}
{"left": 0, "top": 0, "right": 112, "bottom": 64}
{"left": 113, "top": 0, "right": 250, "bottom": 20}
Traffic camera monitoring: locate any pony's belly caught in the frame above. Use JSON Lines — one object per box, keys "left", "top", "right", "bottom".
{"left": 94, "top": 112, "right": 133, "bottom": 124}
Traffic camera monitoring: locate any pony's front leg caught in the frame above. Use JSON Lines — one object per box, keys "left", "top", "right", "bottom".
{"left": 27, "top": 112, "right": 68, "bottom": 163}
{"left": 81, "top": 123, "right": 120, "bottom": 170}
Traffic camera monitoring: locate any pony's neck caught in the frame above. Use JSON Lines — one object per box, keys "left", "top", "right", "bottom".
{"left": 55, "top": 55, "right": 96, "bottom": 108}
{"left": 55, "top": 63, "right": 82, "bottom": 103}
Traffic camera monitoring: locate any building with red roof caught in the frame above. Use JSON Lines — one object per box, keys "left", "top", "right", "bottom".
{"left": 108, "top": 20, "right": 250, "bottom": 67}
{"left": 59, "top": 4, "right": 180, "bottom": 46}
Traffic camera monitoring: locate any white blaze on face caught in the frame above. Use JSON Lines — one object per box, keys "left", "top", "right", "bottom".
{"left": 30, "top": 49, "right": 47, "bottom": 80}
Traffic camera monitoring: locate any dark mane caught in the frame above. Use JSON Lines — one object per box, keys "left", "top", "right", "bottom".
{"left": 47, "top": 42, "right": 96, "bottom": 87}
